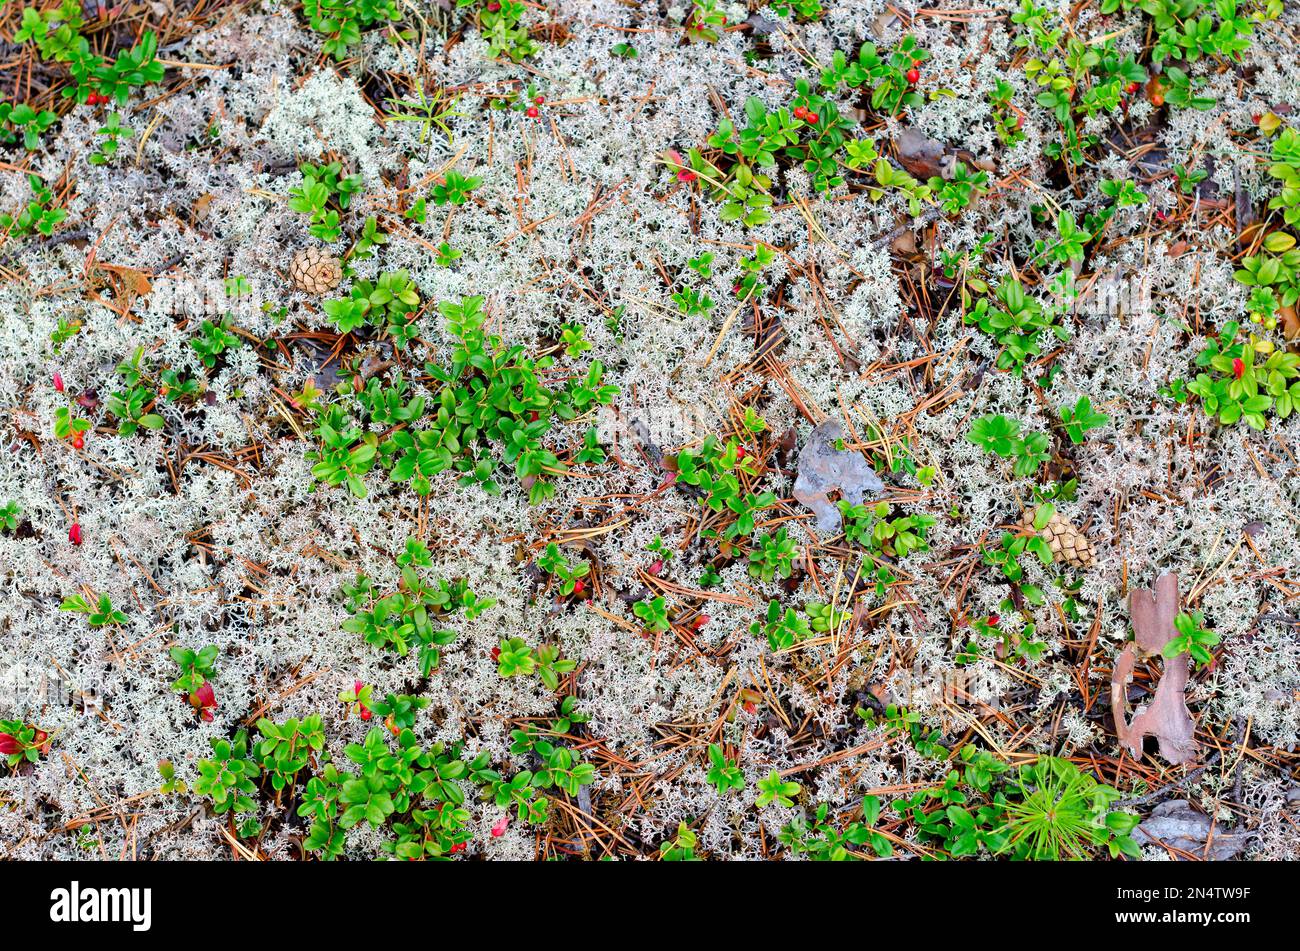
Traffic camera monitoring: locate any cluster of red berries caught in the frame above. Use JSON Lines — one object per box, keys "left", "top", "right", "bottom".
{"left": 354, "top": 680, "right": 372, "bottom": 720}
{"left": 85, "top": 91, "right": 111, "bottom": 106}
{"left": 526, "top": 94, "right": 544, "bottom": 119}
{"left": 792, "top": 104, "right": 819, "bottom": 124}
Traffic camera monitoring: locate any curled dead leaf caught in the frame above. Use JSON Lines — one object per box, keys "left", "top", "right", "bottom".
{"left": 1134, "top": 800, "right": 1249, "bottom": 860}
{"left": 1112, "top": 573, "right": 1198, "bottom": 766}
{"left": 895, "top": 127, "right": 949, "bottom": 180}
{"left": 793, "top": 418, "right": 884, "bottom": 534}
{"left": 1279, "top": 303, "right": 1299, "bottom": 341}
{"left": 1129, "top": 571, "right": 1179, "bottom": 655}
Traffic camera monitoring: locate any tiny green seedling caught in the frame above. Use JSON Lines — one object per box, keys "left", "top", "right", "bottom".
{"left": 1162, "top": 610, "right": 1220, "bottom": 666}
{"left": 706, "top": 743, "right": 745, "bottom": 794}
{"left": 60, "top": 592, "right": 129, "bottom": 627}
{"left": 756, "top": 769, "right": 801, "bottom": 808}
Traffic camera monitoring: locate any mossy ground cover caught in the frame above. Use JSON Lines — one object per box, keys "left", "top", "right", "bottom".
{"left": 0, "top": 0, "right": 1298, "bottom": 860}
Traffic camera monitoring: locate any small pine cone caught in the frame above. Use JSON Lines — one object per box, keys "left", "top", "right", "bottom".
{"left": 290, "top": 247, "right": 342, "bottom": 295}
{"left": 1023, "top": 508, "right": 1094, "bottom": 569}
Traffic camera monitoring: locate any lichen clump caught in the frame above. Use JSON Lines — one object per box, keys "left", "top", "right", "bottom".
{"left": 1, "top": 0, "right": 1298, "bottom": 862}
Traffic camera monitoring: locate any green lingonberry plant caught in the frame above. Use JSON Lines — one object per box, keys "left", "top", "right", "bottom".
{"left": 633, "top": 595, "right": 671, "bottom": 633}
{"left": 750, "top": 599, "right": 812, "bottom": 651}
{"left": 706, "top": 743, "right": 745, "bottom": 794}
{"left": 60, "top": 592, "right": 129, "bottom": 627}
{"left": 537, "top": 542, "right": 591, "bottom": 596}
{"left": 1, "top": 174, "right": 68, "bottom": 237}
{"left": 302, "top": 0, "right": 401, "bottom": 61}
{"left": 982, "top": 523, "right": 1054, "bottom": 583}
{"left": 962, "top": 276, "right": 1069, "bottom": 374}
{"left": 967, "top": 414, "right": 1051, "bottom": 478}
{"left": 431, "top": 168, "right": 483, "bottom": 206}
{"left": 0, "top": 721, "right": 49, "bottom": 769}
{"left": 778, "top": 795, "right": 894, "bottom": 860}
{"left": 88, "top": 111, "right": 133, "bottom": 165}
{"left": 659, "top": 821, "right": 701, "bottom": 860}
{"left": 748, "top": 527, "right": 798, "bottom": 582}
{"left": 194, "top": 730, "right": 260, "bottom": 818}
{"left": 1058, "top": 396, "right": 1110, "bottom": 444}
{"left": 169, "top": 644, "right": 218, "bottom": 695}
{"left": 0, "top": 500, "right": 20, "bottom": 533}
{"left": 288, "top": 160, "right": 363, "bottom": 242}
{"left": 105, "top": 347, "right": 165, "bottom": 436}
{"left": 190, "top": 318, "right": 242, "bottom": 368}
{"left": 0, "top": 101, "right": 57, "bottom": 151}
{"left": 1184, "top": 322, "right": 1300, "bottom": 428}
{"left": 308, "top": 294, "right": 618, "bottom": 504}
{"left": 1162, "top": 610, "right": 1220, "bottom": 666}
{"left": 756, "top": 769, "right": 801, "bottom": 808}
{"left": 341, "top": 538, "right": 495, "bottom": 676}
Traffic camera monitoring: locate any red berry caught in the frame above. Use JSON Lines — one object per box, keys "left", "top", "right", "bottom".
{"left": 806, "top": 112, "right": 818, "bottom": 124}
{"left": 1125, "top": 81, "right": 1140, "bottom": 95}
{"left": 912, "top": 58, "right": 922, "bottom": 67}
{"left": 188, "top": 682, "right": 217, "bottom": 721}
{"left": 534, "top": 95, "right": 544, "bottom": 105}
{"left": 793, "top": 106, "right": 806, "bottom": 119}
{"left": 54, "top": 372, "right": 64, "bottom": 393}
{"left": 491, "top": 815, "right": 510, "bottom": 837}
{"left": 735, "top": 445, "right": 747, "bottom": 461}
{"left": 648, "top": 559, "right": 664, "bottom": 576}
{"left": 526, "top": 106, "right": 539, "bottom": 118}
{"left": 1155, "top": 209, "right": 1168, "bottom": 221}
{"left": 487, "top": 0, "right": 500, "bottom": 9}
{"left": 0, "top": 734, "right": 20, "bottom": 756}
{"left": 450, "top": 841, "right": 466, "bottom": 853}
{"left": 572, "top": 579, "right": 585, "bottom": 595}
{"left": 1233, "top": 357, "right": 1245, "bottom": 380}
{"left": 906, "top": 68, "right": 920, "bottom": 84}
{"left": 986, "top": 614, "right": 1000, "bottom": 627}
{"left": 69, "top": 523, "right": 82, "bottom": 545}
{"left": 491, "top": 646, "right": 501, "bottom": 662}
{"left": 71, "top": 432, "right": 84, "bottom": 450}
{"left": 693, "top": 615, "right": 710, "bottom": 629}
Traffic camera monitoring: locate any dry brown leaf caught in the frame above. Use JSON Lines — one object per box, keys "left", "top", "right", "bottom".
{"left": 895, "top": 127, "right": 949, "bottom": 180}
{"left": 1279, "top": 303, "right": 1299, "bottom": 341}
{"left": 1134, "top": 800, "right": 1249, "bottom": 859}
{"left": 1129, "top": 572, "right": 1179, "bottom": 655}
{"left": 792, "top": 418, "right": 884, "bottom": 534}
{"left": 1111, "top": 573, "right": 1198, "bottom": 765}
{"left": 193, "top": 193, "right": 215, "bottom": 224}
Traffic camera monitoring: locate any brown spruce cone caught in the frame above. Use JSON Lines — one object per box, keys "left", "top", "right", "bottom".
{"left": 1022, "top": 507, "right": 1094, "bottom": 568}
{"left": 289, "top": 247, "right": 342, "bottom": 294}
